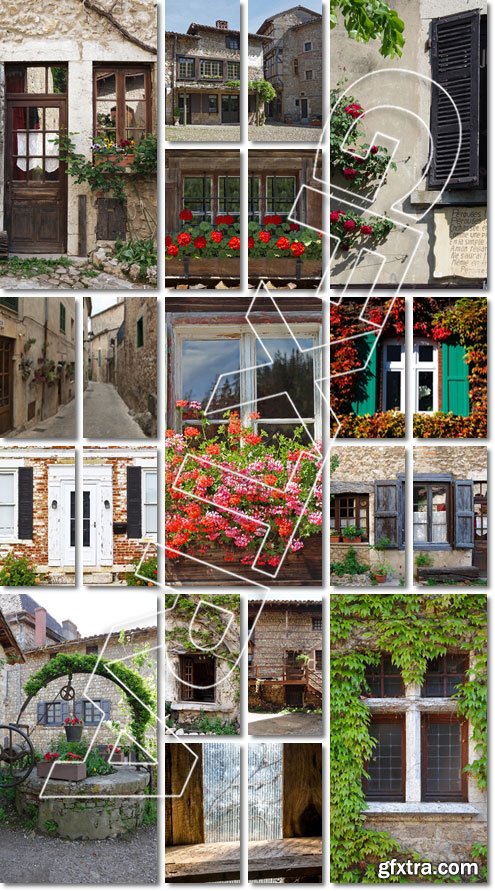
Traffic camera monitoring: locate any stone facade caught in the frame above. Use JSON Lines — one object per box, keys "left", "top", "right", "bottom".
{"left": 258, "top": 7, "right": 322, "bottom": 122}
{"left": 0, "top": 297, "right": 75, "bottom": 436}
{"left": 0, "top": 0, "right": 157, "bottom": 256}
{"left": 87, "top": 300, "right": 125, "bottom": 384}
{"left": 330, "top": 0, "right": 487, "bottom": 287}
{"left": 115, "top": 297, "right": 157, "bottom": 437}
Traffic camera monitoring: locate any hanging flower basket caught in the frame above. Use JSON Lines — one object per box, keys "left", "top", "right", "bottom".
{"left": 64, "top": 716, "right": 84, "bottom": 742}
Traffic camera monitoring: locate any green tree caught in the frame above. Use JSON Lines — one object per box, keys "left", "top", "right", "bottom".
{"left": 330, "top": 0, "right": 405, "bottom": 58}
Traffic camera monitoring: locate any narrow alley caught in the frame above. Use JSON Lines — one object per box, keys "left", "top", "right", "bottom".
{"left": 83, "top": 382, "right": 147, "bottom": 439}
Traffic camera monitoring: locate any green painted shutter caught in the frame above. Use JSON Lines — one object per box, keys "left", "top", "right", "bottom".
{"left": 442, "top": 342, "right": 469, "bottom": 416}
{"left": 351, "top": 333, "right": 377, "bottom": 416}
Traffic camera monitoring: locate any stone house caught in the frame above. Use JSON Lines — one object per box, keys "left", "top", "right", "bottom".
{"left": 330, "top": 0, "right": 487, "bottom": 287}
{"left": 83, "top": 296, "right": 92, "bottom": 389}
{"left": 0, "top": 447, "right": 75, "bottom": 585}
{"left": 257, "top": 6, "right": 323, "bottom": 123}
{"left": 165, "top": 594, "right": 240, "bottom": 731}
{"left": 0, "top": 607, "right": 24, "bottom": 724}
{"left": 87, "top": 299, "right": 125, "bottom": 385}
{"left": 165, "top": 19, "right": 267, "bottom": 126}
{"left": 413, "top": 445, "right": 487, "bottom": 582}
{"left": 0, "top": 595, "right": 156, "bottom": 752}
{"left": 115, "top": 297, "right": 157, "bottom": 437}
{"left": 0, "top": 296, "right": 75, "bottom": 436}
{"left": 332, "top": 596, "right": 487, "bottom": 865}
{"left": 330, "top": 445, "right": 406, "bottom": 580}
{"left": 0, "top": 0, "right": 157, "bottom": 258}
{"left": 83, "top": 446, "right": 157, "bottom": 585}
{"left": 248, "top": 600, "right": 323, "bottom": 709}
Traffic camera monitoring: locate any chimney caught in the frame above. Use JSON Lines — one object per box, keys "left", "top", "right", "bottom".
{"left": 216, "top": 20, "right": 228, "bottom": 29}
{"left": 62, "top": 619, "right": 80, "bottom": 641}
{"left": 34, "top": 607, "right": 47, "bottom": 648}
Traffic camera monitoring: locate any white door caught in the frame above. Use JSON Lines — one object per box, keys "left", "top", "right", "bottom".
{"left": 83, "top": 466, "right": 113, "bottom": 567}
{"left": 82, "top": 483, "right": 98, "bottom": 566}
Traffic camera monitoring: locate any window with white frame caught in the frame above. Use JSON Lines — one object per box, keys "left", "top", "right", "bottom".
{"left": 364, "top": 653, "right": 470, "bottom": 805}
{"left": 218, "top": 177, "right": 240, "bottom": 218}
{"left": 142, "top": 469, "right": 157, "bottom": 537}
{"left": 382, "top": 342, "right": 405, "bottom": 411}
{"left": 199, "top": 60, "right": 223, "bottom": 78}
{"left": 176, "top": 325, "right": 321, "bottom": 440}
{"left": 414, "top": 341, "right": 438, "bottom": 413}
{"left": 0, "top": 471, "right": 16, "bottom": 539}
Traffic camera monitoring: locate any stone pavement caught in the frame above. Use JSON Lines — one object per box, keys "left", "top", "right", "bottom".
{"left": 167, "top": 124, "right": 241, "bottom": 143}
{"left": 8, "top": 397, "right": 77, "bottom": 440}
{"left": 84, "top": 381, "right": 147, "bottom": 439}
{"left": 248, "top": 711, "right": 323, "bottom": 736}
{"left": 249, "top": 124, "right": 322, "bottom": 143}
{"left": 0, "top": 271, "right": 142, "bottom": 290}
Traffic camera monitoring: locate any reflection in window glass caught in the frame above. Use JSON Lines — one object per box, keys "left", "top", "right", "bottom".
{"left": 218, "top": 177, "right": 241, "bottom": 217}
{"left": 181, "top": 339, "right": 240, "bottom": 414}
{"left": 183, "top": 177, "right": 212, "bottom": 221}
{"left": 266, "top": 176, "right": 296, "bottom": 216}
{"left": 256, "top": 338, "right": 314, "bottom": 420}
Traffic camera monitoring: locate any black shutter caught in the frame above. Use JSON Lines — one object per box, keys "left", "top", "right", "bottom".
{"left": 429, "top": 10, "right": 481, "bottom": 188}
{"left": 18, "top": 467, "right": 33, "bottom": 540}
{"left": 37, "top": 702, "right": 46, "bottom": 725}
{"left": 374, "top": 481, "right": 401, "bottom": 549}
{"left": 455, "top": 480, "right": 474, "bottom": 548}
{"left": 101, "top": 700, "right": 111, "bottom": 720}
{"left": 127, "top": 466, "right": 142, "bottom": 539}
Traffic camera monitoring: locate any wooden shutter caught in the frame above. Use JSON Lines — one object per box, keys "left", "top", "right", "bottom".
{"left": 101, "top": 699, "right": 111, "bottom": 720}
{"left": 127, "top": 466, "right": 142, "bottom": 539}
{"left": 374, "top": 481, "right": 401, "bottom": 548}
{"left": 18, "top": 466, "right": 33, "bottom": 539}
{"left": 61, "top": 702, "right": 70, "bottom": 723}
{"left": 429, "top": 10, "right": 481, "bottom": 188}
{"left": 351, "top": 333, "right": 378, "bottom": 416}
{"left": 74, "top": 701, "right": 83, "bottom": 721}
{"left": 441, "top": 343, "right": 469, "bottom": 416}
{"left": 455, "top": 480, "right": 474, "bottom": 548}
{"left": 37, "top": 702, "right": 47, "bottom": 725}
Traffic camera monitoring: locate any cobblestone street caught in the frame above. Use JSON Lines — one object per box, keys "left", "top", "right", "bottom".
{"left": 83, "top": 381, "right": 147, "bottom": 439}
{"left": 8, "top": 397, "right": 77, "bottom": 440}
{"left": 249, "top": 123, "right": 322, "bottom": 143}
{"left": 166, "top": 124, "right": 240, "bottom": 143}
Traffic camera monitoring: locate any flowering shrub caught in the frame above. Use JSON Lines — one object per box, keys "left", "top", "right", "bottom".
{"left": 166, "top": 406, "right": 322, "bottom": 567}
{"left": 335, "top": 411, "right": 406, "bottom": 439}
{"left": 0, "top": 552, "right": 42, "bottom": 586}
{"left": 126, "top": 554, "right": 158, "bottom": 586}
{"left": 166, "top": 213, "right": 322, "bottom": 260}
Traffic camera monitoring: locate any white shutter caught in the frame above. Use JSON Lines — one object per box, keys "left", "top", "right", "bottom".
{"left": 48, "top": 478, "right": 62, "bottom": 566}
{"left": 99, "top": 483, "right": 113, "bottom": 566}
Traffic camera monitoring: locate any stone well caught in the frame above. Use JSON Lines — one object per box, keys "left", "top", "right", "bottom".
{"left": 16, "top": 767, "right": 149, "bottom": 840}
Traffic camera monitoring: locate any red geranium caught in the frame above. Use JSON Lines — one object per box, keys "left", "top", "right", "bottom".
{"left": 167, "top": 244, "right": 179, "bottom": 257}
{"left": 194, "top": 236, "right": 207, "bottom": 249}
{"left": 276, "top": 237, "right": 290, "bottom": 250}
{"left": 343, "top": 219, "right": 356, "bottom": 231}
{"left": 177, "top": 231, "right": 191, "bottom": 246}
{"left": 216, "top": 214, "right": 234, "bottom": 225}
{"left": 370, "top": 145, "right": 379, "bottom": 154}
{"left": 165, "top": 235, "right": 172, "bottom": 246}
{"left": 179, "top": 209, "right": 193, "bottom": 221}
{"left": 360, "top": 224, "right": 373, "bottom": 235}
{"left": 210, "top": 231, "right": 223, "bottom": 243}
{"left": 264, "top": 214, "right": 283, "bottom": 225}
{"left": 258, "top": 231, "right": 271, "bottom": 243}
{"left": 228, "top": 236, "right": 241, "bottom": 250}
{"left": 290, "top": 241, "right": 305, "bottom": 257}
{"left": 184, "top": 427, "right": 200, "bottom": 438}
{"left": 248, "top": 236, "right": 255, "bottom": 249}
{"left": 343, "top": 167, "right": 358, "bottom": 179}
{"left": 330, "top": 211, "right": 342, "bottom": 223}
{"left": 289, "top": 222, "right": 300, "bottom": 231}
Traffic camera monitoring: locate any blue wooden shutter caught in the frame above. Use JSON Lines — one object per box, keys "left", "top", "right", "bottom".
{"left": 455, "top": 480, "right": 474, "bottom": 548}
{"left": 101, "top": 700, "right": 111, "bottom": 721}
{"left": 429, "top": 10, "right": 481, "bottom": 187}
{"left": 374, "top": 481, "right": 401, "bottom": 549}
{"left": 37, "top": 702, "right": 46, "bottom": 725}
{"left": 351, "top": 333, "right": 377, "bottom": 416}
{"left": 442, "top": 342, "right": 469, "bottom": 416}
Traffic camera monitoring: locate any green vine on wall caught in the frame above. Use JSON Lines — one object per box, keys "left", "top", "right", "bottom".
{"left": 330, "top": 593, "right": 487, "bottom": 883}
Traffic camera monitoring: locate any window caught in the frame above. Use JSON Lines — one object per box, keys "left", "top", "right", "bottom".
{"left": 266, "top": 176, "right": 296, "bottom": 217}
{"left": 422, "top": 655, "right": 468, "bottom": 697}
{"left": 178, "top": 57, "right": 194, "bottom": 79}
{"left": 208, "top": 95, "right": 218, "bottom": 114}
{"left": 227, "top": 61, "right": 240, "bottom": 79}
{"left": 199, "top": 60, "right": 223, "bottom": 78}
{"left": 0, "top": 297, "right": 18, "bottom": 313}
{"left": 219, "top": 177, "right": 240, "bottom": 218}
{"left": 305, "top": 70, "right": 313, "bottom": 80}
{"left": 414, "top": 342, "right": 438, "bottom": 412}
{"left": 294, "top": 59, "right": 299, "bottom": 75}
{"left": 364, "top": 656, "right": 405, "bottom": 697}
{"left": 142, "top": 469, "right": 157, "bottom": 537}
{"left": 421, "top": 715, "right": 467, "bottom": 801}
{"left": 86, "top": 644, "right": 99, "bottom": 655}
{"left": 43, "top": 702, "right": 63, "bottom": 725}
{"left": 98, "top": 349, "right": 102, "bottom": 368}
{"left": 413, "top": 483, "right": 450, "bottom": 545}
{"left": 330, "top": 493, "right": 369, "bottom": 541}
{"left": 6, "top": 64, "right": 67, "bottom": 95}
{"left": 82, "top": 699, "right": 103, "bottom": 725}
{"left": 312, "top": 616, "right": 322, "bottom": 631}
{"left": 180, "top": 654, "right": 215, "bottom": 702}
{"left": 315, "top": 650, "right": 322, "bottom": 671}
{"left": 304, "top": 41, "right": 312, "bottom": 52}
{"left": 226, "top": 35, "right": 240, "bottom": 50}
{"left": 94, "top": 66, "right": 151, "bottom": 145}
{"left": 249, "top": 176, "right": 260, "bottom": 221}
{"left": 0, "top": 472, "right": 16, "bottom": 539}
{"left": 382, "top": 342, "right": 405, "bottom": 411}
{"left": 71, "top": 317, "right": 75, "bottom": 340}
{"left": 136, "top": 316, "right": 144, "bottom": 348}
{"left": 364, "top": 716, "right": 405, "bottom": 801}
{"left": 183, "top": 176, "right": 212, "bottom": 222}
{"left": 59, "top": 302, "right": 66, "bottom": 333}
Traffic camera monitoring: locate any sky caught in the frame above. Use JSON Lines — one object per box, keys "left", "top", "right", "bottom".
{"left": 248, "top": 0, "right": 321, "bottom": 32}
{"left": 26, "top": 591, "right": 158, "bottom": 637}
{"left": 90, "top": 295, "right": 120, "bottom": 316}
{"left": 166, "top": 0, "right": 240, "bottom": 33}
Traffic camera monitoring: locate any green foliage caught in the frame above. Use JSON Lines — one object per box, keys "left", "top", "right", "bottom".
{"left": 330, "top": 594, "right": 487, "bottom": 882}
{"left": 330, "top": 546, "right": 369, "bottom": 576}
{"left": 0, "top": 552, "right": 43, "bottom": 586}
{"left": 185, "top": 714, "right": 238, "bottom": 735}
{"left": 142, "top": 795, "right": 158, "bottom": 826}
{"left": 0, "top": 256, "right": 71, "bottom": 277}
{"left": 54, "top": 134, "right": 128, "bottom": 202}
{"left": 46, "top": 737, "right": 115, "bottom": 777}
{"left": 43, "top": 820, "right": 58, "bottom": 834}
{"left": 24, "top": 653, "right": 155, "bottom": 750}
{"left": 130, "top": 133, "right": 157, "bottom": 176}
{"left": 330, "top": 0, "right": 405, "bottom": 58}
{"left": 125, "top": 553, "right": 158, "bottom": 586}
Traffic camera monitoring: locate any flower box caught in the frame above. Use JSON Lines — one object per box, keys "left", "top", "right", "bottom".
{"left": 166, "top": 258, "right": 240, "bottom": 281}
{"left": 36, "top": 761, "right": 87, "bottom": 782}
{"left": 249, "top": 259, "right": 322, "bottom": 280}
{"left": 166, "top": 534, "right": 322, "bottom": 587}
{"left": 95, "top": 153, "right": 134, "bottom": 169}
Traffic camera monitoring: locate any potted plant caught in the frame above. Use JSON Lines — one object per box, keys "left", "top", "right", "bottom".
{"left": 64, "top": 715, "right": 84, "bottom": 742}
{"left": 173, "top": 106, "right": 181, "bottom": 125}
{"left": 330, "top": 529, "right": 341, "bottom": 543}
{"left": 341, "top": 525, "right": 363, "bottom": 543}
{"left": 37, "top": 751, "right": 87, "bottom": 782}
{"left": 371, "top": 559, "right": 392, "bottom": 584}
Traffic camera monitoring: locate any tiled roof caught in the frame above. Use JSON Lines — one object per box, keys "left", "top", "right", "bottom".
{"left": 0, "top": 592, "right": 65, "bottom": 639}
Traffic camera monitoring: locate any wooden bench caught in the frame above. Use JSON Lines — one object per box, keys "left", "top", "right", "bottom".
{"left": 418, "top": 567, "right": 480, "bottom": 584}
{"left": 165, "top": 837, "right": 322, "bottom": 883}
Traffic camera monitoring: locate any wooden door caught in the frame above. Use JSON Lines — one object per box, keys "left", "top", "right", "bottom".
{"left": 222, "top": 95, "right": 239, "bottom": 123}
{"left": 473, "top": 491, "right": 487, "bottom": 575}
{"left": 6, "top": 97, "right": 67, "bottom": 252}
{"left": 301, "top": 99, "right": 308, "bottom": 120}
{"left": 0, "top": 337, "right": 14, "bottom": 434}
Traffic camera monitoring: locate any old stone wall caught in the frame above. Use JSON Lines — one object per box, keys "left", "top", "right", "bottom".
{"left": 413, "top": 445, "right": 487, "bottom": 480}
{"left": 250, "top": 604, "right": 322, "bottom": 677}
{"left": 281, "top": 21, "right": 322, "bottom": 120}
{"left": 364, "top": 812, "right": 487, "bottom": 865}
{"left": 115, "top": 297, "right": 157, "bottom": 436}
{"left": 88, "top": 301, "right": 124, "bottom": 383}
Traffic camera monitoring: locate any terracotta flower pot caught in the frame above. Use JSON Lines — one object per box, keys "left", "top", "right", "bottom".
{"left": 343, "top": 536, "right": 361, "bottom": 543}
{"left": 373, "top": 573, "right": 387, "bottom": 584}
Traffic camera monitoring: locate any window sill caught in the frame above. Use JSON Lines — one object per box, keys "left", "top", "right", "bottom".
{"left": 413, "top": 543, "right": 452, "bottom": 551}
{"left": 171, "top": 701, "right": 229, "bottom": 712}
{"left": 364, "top": 803, "right": 479, "bottom": 816}
{"left": 410, "top": 190, "right": 487, "bottom": 208}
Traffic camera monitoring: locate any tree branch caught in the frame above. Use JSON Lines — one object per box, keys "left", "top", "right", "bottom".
{"left": 82, "top": 0, "right": 157, "bottom": 55}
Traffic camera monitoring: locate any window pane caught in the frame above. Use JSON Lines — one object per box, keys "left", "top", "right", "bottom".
{"left": 145, "top": 471, "right": 157, "bottom": 503}
{"left": 183, "top": 177, "right": 212, "bottom": 220}
{"left": 367, "top": 721, "right": 403, "bottom": 800}
{"left": 181, "top": 340, "right": 240, "bottom": 410}
{"left": 385, "top": 371, "right": 401, "bottom": 410}
{"left": 0, "top": 473, "right": 15, "bottom": 502}
{"left": 144, "top": 505, "right": 157, "bottom": 535}
{"left": 219, "top": 177, "right": 240, "bottom": 215}
{"left": 204, "top": 743, "right": 241, "bottom": 843}
{"left": 387, "top": 344, "right": 402, "bottom": 362}
{"left": 83, "top": 490, "right": 90, "bottom": 548}
{"left": 0, "top": 505, "right": 15, "bottom": 536}
{"left": 431, "top": 486, "right": 447, "bottom": 543}
{"left": 248, "top": 743, "right": 282, "bottom": 841}
{"left": 413, "top": 486, "right": 428, "bottom": 542}
{"left": 418, "top": 344, "right": 434, "bottom": 363}
{"left": 256, "top": 338, "right": 314, "bottom": 419}
{"left": 267, "top": 176, "right": 296, "bottom": 215}
{"left": 425, "top": 722, "right": 462, "bottom": 798}
{"left": 124, "top": 73, "right": 146, "bottom": 141}
{"left": 418, "top": 371, "right": 434, "bottom": 411}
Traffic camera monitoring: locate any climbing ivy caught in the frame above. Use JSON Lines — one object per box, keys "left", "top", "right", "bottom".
{"left": 23, "top": 653, "right": 155, "bottom": 750}
{"left": 330, "top": 593, "right": 487, "bottom": 883}
{"left": 165, "top": 594, "right": 241, "bottom": 684}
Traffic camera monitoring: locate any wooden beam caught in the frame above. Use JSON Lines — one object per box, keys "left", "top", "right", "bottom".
{"left": 282, "top": 743, "right": 322, "bottom": 838}
{"left": 165, "top": 743, "right": 204, "bottom": 846}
